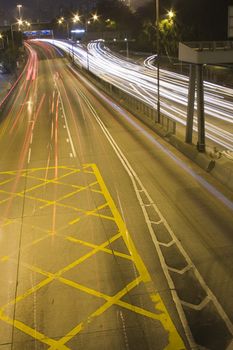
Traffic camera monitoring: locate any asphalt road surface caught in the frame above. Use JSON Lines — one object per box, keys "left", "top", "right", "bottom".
{"left": 0, "top": 41, "right": 232, "bottom": 350}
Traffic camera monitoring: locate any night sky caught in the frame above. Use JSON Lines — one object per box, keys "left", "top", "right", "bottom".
{"left": 0, "top": 0, "right": 232, "bottom": 40}
{"left": 0, "top": 0, "right": 146, "bottom": 22}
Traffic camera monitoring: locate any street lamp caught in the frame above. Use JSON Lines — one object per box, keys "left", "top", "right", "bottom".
{"left": 0, "top": 33, "right": 4, "bottom": 49}
{"left": 58, "top": 17, "right": 70, "bottom": 38}
{"left": 11, "top": 19, "right": 23, "bottom": 49}
{"left": 17, "top": 4, "right": 22, "bottom": 18}
{"left": 17, "top": 4, "right": 23, "bottom": 30}
{"left": 167, "top": 9, "right": 175, "bottom": 20}
{"left": 124, "top": 38, "right": 129, "bottom": 58}
{"left": 92, "top": 14, "right": 98, "bottom": 21}
{"left": 73, "top": 14, "right": 80, "bottom": 23}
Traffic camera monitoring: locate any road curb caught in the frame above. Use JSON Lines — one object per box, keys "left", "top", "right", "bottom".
{"left": 210, "top": 157, "right": 233, "bottom": 192}
{"left": 227, "top": 340, "right": 233, "bottom": 350}
{"left": 168, "top": 135, "right": 233, "bottom": 192}
{"left": 168, "top": 135, "right": 215, "bottom": 172}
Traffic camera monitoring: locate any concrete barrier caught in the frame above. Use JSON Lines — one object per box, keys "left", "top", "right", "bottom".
{"left": 169, "top": 135, "right": 215, "bottom": 172}
{"left": 210, "top": 157, "right": 233, "bottom": 192}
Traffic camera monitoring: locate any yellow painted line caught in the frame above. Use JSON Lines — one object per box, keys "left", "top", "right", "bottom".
{"left": 1, "top": 256, "right": 9, "bottom": 262}
{"left": 0, "top": 170, "right": 23, "bottom": 175}
{"left": 89, "top": 163, "right": 185, "bottom": 350}
{"left": 0, "top": 168, "right": 81, "bottom": 206}
{"left": 0, "top": 165, "right": 185, "bottom": 349}
{"left": 68, "top": 217, "right": 80, "bottom": 225}
{"left": 48, "top": 277, "right": 142, "bottom": 350}
{"left": 90, "top": 163, "right": 150, "bottom": 283}
{"left": 0, "top": 178, "right": 15, "bottom": 186}
{"left": 23, "top": 165, "right": 77, "bottom": 173}
{"left": 0, "top": 311, "right": 71, "bottom": 350}
{"left": 21, "top": 261, "right": 54, "bottom": 278}
{"left": 3, "top": 258, "right": 167, "bottom": 342}
{"left": 60, "top": 201, "right": 115, "bottom": 222}
{"left": 55, "top": 232, "right": 122, "bottom": 277}
{"left": 19, "top": 168, "right": 82, "bottom": 195}
{"left": 0, "top": 190, "right": 53, "bottom": 206}
{"left": 0, "top": 190, "right": 17, "bottom": 205}
{"left": 59, "top": 276, "right": 111, "bottom": 301}
{"left": 39, "top": 181, "right": 99, "bottom": 210}
{"left": 22, "top": 167, "right": 80, "bottom": 181}
{"left": 150, "top": 293, "right": 186, "bottom": 350}
{"left": 66, "top": 236, "right": 133, "bottom": 261}
{"left": 0, "top": 233, "right": 50, "bottom": 265}
{"left": 0, "top": 218, "right": 15, "bottom": 228}
{"left": 56, "top": 183, "right": 98, "bottom": 198}
{"left": 1, "top": 277, "right": 53, "bottom": 311}
{"left": 89, "top": 212, "right": 116, "bottom": 221}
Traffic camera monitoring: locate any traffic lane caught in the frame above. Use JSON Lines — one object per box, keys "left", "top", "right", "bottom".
{"left": 51, "top": 65, "right": 188, "bottom": 347}
{"left": 0, "top": 47, "right": 46, "bottom": 347}
{"left": 53, "top": 65, "right": 195, "bottom": 347}
{"left": 62, "top": 63, "right": 233, "bottom": 293}
{"left": 89, "top": 84, "right": 233, "bottom": 314}
{"left": 63, "top": 66, "right": 233, "bottom": 348}
{"left": 0, "top": 47, "right": 186, "bottom": 349}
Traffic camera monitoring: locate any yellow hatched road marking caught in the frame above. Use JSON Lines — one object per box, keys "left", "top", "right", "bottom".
{"left": 48, "top": 277, "right": 143, "bottom": 350}
{"left": 66, "top": 236, "right": 133, "bottom": 261}
{"left": 0, "top": 168, "right": 79, "bottom": 205}
{"left": 39, "top": 181, "right": 99, "bottom": 210}
{"left": 55, "top": 232, "right": 122, "bottom": 277}
{"left": 0, "top": 165, "right": 185, "bottom": 349}
{"left": 0, "top": 311, "right": 71, "bottom": 350}
{"left": 90, "top": 163, "right": 185, "bottom": 349}
{"left": 90, "top": 163, "right": 151, "bottom": 283}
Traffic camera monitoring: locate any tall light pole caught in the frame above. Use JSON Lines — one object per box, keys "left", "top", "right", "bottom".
{"left": 124, "top": 38, "right": 129, "bottom": 58}
{"left": 156, "top": 0, "right": 160, "bottom": 123}
{"left": 17, "top": 4, "right": 22, "bottom": 30}
{"left": 58, "top": 17, "right": 70, "bottom": 38}
{"left": 17, "top": 4, "right": 22, "bottom": 18}
{"left": 11, "top": 19, "right": 23, "bottom": 49}
{"left": 0, "top": 34, "right": 4, "bottom": 49}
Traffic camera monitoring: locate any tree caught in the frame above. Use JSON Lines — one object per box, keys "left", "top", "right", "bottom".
{"left": 94, "top": 0, "right": 135, "bottom": 34}
{"left": 0, "top": 30, "right": 23, "bottom": 73}
{"left": 133, "top": 1, "right": 156, "bottom": 51}
{"left": 159, "top": 14, "right": 181, "bottom": 58}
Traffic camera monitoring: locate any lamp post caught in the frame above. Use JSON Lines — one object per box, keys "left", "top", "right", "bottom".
{"left": 85, "top": 14, "right": 98, "bottom": 36}
{"left": 58, "top": 17, "right": 70, "bottom": 38}
{"left": 17, "top": 4, "right": 22, "bottom": 18}
{"left": 17, "top": 4, "right": 23, "bottom": 30}
{"left": 124, "top": 38, "right": 129, "bottom": 58}
{"left": 72, "top": 13, "right": 98, "bottom": 40}
{"left": 10, "top": 19, "right": 23, "bottom": 49}
{"left": 156, "top": 0, "right": 160, "bottom": 123}
{"left": 0, "top": 34, "right": 4, "bottom": 49}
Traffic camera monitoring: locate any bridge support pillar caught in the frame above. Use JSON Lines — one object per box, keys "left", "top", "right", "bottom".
{"left": 196, "top": 64, "right": 205, "bottom": 152}
{"left": 186, "top": 64, "right": 196, "bottom": 144}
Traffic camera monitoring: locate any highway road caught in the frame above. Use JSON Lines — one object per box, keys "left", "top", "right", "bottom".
{"left": 0, "top": 41, "right": 233, "bottom": 350}
{"left": 40, "top": 39, "right": 233, "bottom": 151}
